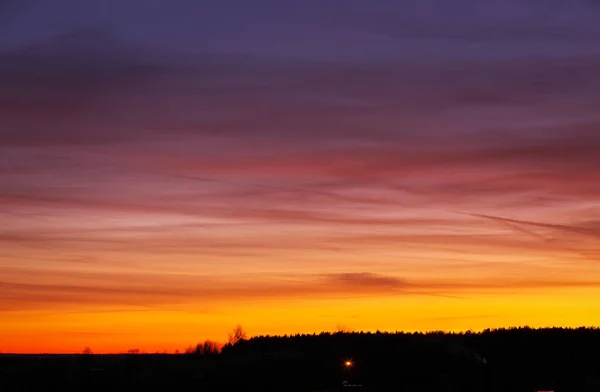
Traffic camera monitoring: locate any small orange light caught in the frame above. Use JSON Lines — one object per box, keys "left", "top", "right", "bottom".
{"left": 345, "top": 360, "right": 353, "bottom": 367}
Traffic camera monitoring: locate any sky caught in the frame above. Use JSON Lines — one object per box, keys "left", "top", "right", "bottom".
{"left": 1, "top": 0, "right": 600, "bottom": 353}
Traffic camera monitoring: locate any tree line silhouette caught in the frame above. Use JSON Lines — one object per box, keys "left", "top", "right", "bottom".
{"left": 2, "top": 326, "right": 600, "bottom": 391}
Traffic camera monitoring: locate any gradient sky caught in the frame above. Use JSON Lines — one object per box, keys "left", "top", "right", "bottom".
{"left": 2, "top": 0, "right": 600, "bottom": 353}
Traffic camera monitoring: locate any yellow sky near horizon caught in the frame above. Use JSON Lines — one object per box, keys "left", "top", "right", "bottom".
{"left": 3, "top": 283, "right": 600, "bottom": 353}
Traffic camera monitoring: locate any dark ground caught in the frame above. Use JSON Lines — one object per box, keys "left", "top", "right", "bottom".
{"left": 2, "top": 327, "right": 600, "bottom": 391}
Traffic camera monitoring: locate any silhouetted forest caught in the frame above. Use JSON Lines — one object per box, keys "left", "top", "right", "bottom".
{"left": 2, "top": 327, "right": 600, "bottom": 391}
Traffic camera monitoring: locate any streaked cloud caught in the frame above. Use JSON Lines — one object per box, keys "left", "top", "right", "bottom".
{"left": 5, "top": 267, "right": 600, "bottom": 313}
{"left": 1, "top": 0, "right": 600, "bottom": 352}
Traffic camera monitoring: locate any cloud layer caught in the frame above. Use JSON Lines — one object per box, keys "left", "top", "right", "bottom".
{"left": 1, "top": 0, "right": 600, "bottom": 351}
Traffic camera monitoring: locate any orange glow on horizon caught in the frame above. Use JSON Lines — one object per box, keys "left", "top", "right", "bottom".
{"left": 3, "top": 286, "right": 600, "bottom": 353}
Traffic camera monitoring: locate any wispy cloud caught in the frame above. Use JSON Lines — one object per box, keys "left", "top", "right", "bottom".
{"left": 464, "top": 213, "right": 600, "bottom": 240}
{"left": 2, "top": 0, "right": 600, "bottom": 343}
{"left": 323, "top": 273, "right": 406, "bottom": 289}
{"left": 4, "top": 266, "right": 600, "bottom": 313}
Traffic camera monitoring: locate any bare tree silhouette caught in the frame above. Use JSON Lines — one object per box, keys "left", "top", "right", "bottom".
{"left": 227, "top": 324, "right": 247, "bottom": 345}
{"left": 185, "top": 340, "right": 222, "bottom": 355}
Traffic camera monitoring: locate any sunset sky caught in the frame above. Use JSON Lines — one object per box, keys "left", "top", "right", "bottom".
{"left": 2, "top": 0, "right": 600, "bottom": 353}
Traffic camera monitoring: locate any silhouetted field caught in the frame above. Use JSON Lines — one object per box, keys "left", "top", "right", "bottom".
{"left": 2, "top": 327, "right": 600, "bottom": 391}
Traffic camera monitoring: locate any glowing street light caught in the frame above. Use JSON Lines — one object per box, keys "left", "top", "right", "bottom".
{"left": 344, "top": 360, "right": 353, "bottom": 368}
